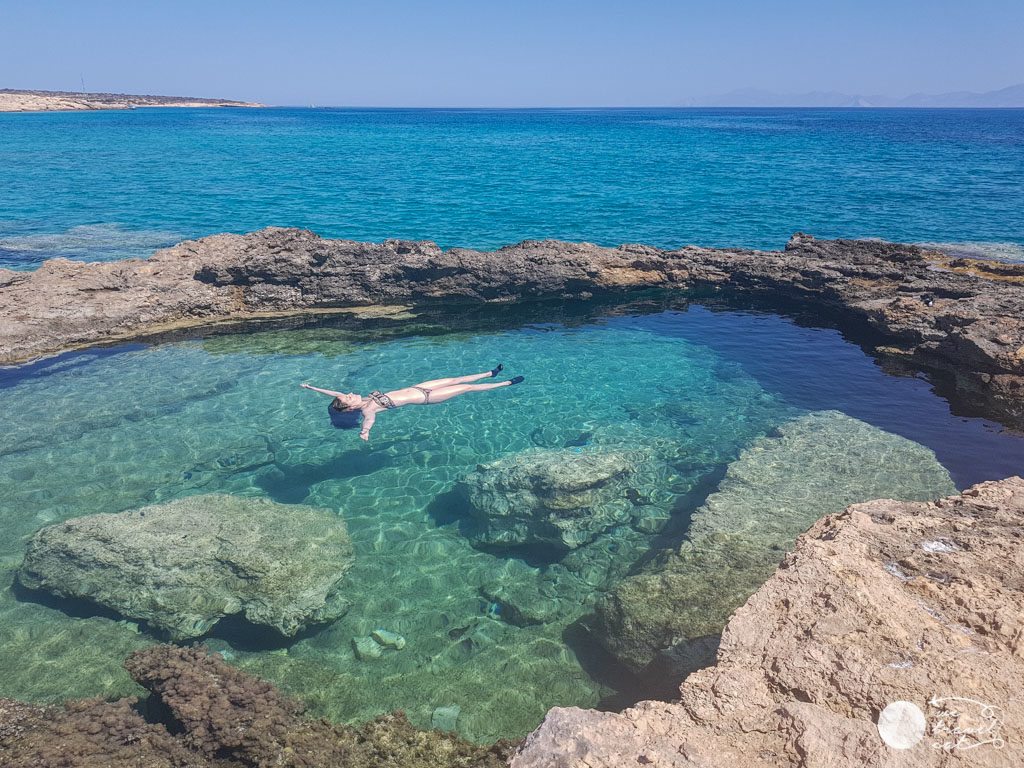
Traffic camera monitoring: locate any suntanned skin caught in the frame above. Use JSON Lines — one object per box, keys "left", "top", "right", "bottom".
{"left": 301, "top": 369, "right": 515, "bottom": 441}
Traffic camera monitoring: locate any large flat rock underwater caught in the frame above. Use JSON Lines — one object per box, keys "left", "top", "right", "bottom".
{"left": 1, "top": 228, "right": 1023, "bottom": 428}
{"left": 512, "top": 476, "right": 1024, "bottom": 768}
{"left": 584, "top": 410, "right": 957, "bottom": 684}
{"left": 17, "top": 494, "right": 354, "bottom": 639}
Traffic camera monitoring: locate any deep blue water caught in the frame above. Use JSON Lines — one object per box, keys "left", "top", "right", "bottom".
{"left": 1, "top": 107, "right": 1023, "bottom": 268}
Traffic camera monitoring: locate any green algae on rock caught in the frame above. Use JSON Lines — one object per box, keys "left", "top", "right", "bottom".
{"left": 18, "top": 494, "right": 354, "bottom": 639}
{"left": 457, "top": 448, "right": 659, "bottom": 551}
{"left": 0, "top": 643, "right": 515, "bottom": 768}
{"left": 587, "top": 410, "right": 958, "bottom": 679}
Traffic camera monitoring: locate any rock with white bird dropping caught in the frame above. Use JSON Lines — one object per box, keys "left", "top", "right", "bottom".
{"left": 371, "top": 628, "right": 406, "bottom": 649}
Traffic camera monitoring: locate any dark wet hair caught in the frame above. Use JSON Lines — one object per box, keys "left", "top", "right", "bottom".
{"left": 328, "top": 401, "right": 362, "bottom": 430}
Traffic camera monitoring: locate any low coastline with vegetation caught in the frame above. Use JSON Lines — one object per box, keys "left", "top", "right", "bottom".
{"left": 0, "top": 88, "right": 265, "bottom": 112}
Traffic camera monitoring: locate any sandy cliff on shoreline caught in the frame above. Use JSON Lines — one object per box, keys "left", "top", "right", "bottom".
{"left": 0, "top": 89, "right": 264, "bottom": 112}
{"left": 1, "top": 228, "right": 1022, "bottom": 428}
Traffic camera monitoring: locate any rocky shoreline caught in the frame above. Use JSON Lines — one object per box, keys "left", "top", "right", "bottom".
{"left": 2, "top": 228, "right": 1022, "bottom": 429}
{"left": 2, "top": 229, "right": 1024, "bottom": 766}
{"left": 512, "top": 477, "right": 1024, "bottom": 767}
{"left": 3, "top": 479, "right": 1020, "bottom": 766}
{"left": 0, "top": 643, "right": 515, "bottom": 767}
{"left": 0, "top": 89, "right": 264, "bottom": 112}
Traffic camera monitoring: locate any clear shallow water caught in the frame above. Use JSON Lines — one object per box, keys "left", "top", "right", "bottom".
{"left": 1, "top": 305, "right": 1022, "bottom": 742}
{"left": 1, "top": 107, "right": 1023, "bottom": 268}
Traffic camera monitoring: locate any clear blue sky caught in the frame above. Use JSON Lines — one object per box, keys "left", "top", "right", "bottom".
{"left": 3, "top": 0, "right": 1022, "bottom": 106}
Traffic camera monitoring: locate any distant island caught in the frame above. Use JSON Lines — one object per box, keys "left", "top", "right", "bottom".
{"left": 692, "top": 82, "right": 1024, "bottom": 108}
{"left": 0, "top": 89, "right": 265, "bottom": 112}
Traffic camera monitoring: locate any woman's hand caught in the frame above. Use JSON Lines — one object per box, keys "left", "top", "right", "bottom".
{"left": 300, "top": 382, "right": 311, "bottom": 389}
{"left": 359, "top": 430, "right": 370, "bottom": 441}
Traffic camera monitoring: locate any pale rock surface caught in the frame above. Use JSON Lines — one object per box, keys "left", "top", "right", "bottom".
{"left": 512, "top": 476, "right": 1024, "bottom": 768}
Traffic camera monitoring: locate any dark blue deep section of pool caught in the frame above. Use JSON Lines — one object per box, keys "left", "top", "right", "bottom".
{"left": 1, "top": 107, "right": 1022, "bottom": 268}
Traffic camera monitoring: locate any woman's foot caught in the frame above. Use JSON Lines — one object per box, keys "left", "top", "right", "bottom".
{"left": 491, "top": 363, "right": 504, "bottom": 377}
{"left": 508, "top": 375, "right": 524, "bottom": 385}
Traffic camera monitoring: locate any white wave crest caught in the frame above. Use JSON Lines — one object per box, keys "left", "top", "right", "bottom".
{"left": 916, "top": 240, "right": 1024, "bottom": 264}
{"left": 0, "top": 223, "right": 182, "bottom": 269}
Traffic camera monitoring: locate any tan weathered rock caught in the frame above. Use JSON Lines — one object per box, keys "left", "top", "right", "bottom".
{"left": 512, "top": 477, "right": 1024, "bottom": 768}
{"left": 2, "top": 228, "right": 1023, "bottom": 427}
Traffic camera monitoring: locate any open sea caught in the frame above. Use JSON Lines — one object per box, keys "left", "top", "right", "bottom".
{"left": 1, "top": 107, "right": 1022, "bottom": 267}
{"left": 1, "top": 107, "right": 1023, "bottom": 743}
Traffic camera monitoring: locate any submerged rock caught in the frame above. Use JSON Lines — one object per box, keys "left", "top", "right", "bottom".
{"left": 352, "top": 635, "right": 383, "bottom": 661}
{"left": 457, "top": 448, "right": 653, "bottom": 551}
{"left": 371, "top": 628, "right": 406, "bottom": 649}
{"left": 18, "top": 494, "right": 353, "bottom": 640}
{"left": 513, "top": 477, "right": 1024, "bottom": 767}
{"left": 587, "top": 411, "right": 957, "bottom": 677}
{"left": 0, "top": 643, "right": 514, "bottom": 768}
{"left": 431, "top": 705, "right": 462, "bottom": 732}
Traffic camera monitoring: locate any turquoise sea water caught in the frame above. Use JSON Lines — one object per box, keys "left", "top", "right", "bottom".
{"left": 1, "top": 107, "right": 1023, "bottom": 268}
{"left": 2, "top": 108, "right": 1024, "bottom": 743}
{"left": 2, "top": 304, "right": 1023, "bottom": 741}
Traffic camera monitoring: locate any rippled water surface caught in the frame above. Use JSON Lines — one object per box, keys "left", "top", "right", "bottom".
{"left": 1, "top": 107, "right": 1022, "bottom": 268}
{"left": 1, "top": 305, "right": 1022, "bottom": 741}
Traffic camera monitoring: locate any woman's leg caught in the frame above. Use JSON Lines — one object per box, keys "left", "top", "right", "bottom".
{"left": 414, "top": 370, "right": 495, "bottom": 389}
{"left": 422, "top": 380, "right": 511, "bottom": 403}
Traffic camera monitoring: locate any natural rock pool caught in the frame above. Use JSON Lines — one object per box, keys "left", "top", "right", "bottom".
{"left": 1, "top": 299, "right": 1022, "bottom": 743}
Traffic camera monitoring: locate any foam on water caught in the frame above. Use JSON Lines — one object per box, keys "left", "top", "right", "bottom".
{"left": 0, "top": 223, "right": 182, "bottom": 269}
{"left": 916, "top": 240, "right": 1024, "bottom": 263}
{"left": 1, "top": 306, "right": 1022, "bottom": 741}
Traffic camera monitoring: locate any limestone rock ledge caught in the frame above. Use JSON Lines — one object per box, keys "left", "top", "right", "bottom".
{"left": 511, "top": 477, "right": 1024, "bottom": 768}
{"left": 1, "top": 228, "right": 1023, "bottom": 427}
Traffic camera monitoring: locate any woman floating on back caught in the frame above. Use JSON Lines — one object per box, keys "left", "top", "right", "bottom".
{"left": 301, "top": 364, "right": 523, "bottom": 440}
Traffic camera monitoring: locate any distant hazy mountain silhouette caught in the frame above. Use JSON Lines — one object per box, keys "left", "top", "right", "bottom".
{"left": 693, "top": 83, "right": 1024, "bottom": 107}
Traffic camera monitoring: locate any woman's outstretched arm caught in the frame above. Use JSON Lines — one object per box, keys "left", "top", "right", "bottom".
{"left": 359, "top": 411, "right": 376, "bottom": 441}
{"left": 300, "top": 383, "right": 346, "bottom": 398}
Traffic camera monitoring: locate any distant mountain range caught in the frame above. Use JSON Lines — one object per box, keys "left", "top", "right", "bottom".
{"left": 691, "top": 83, "right": 1024, "bottom": 108}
